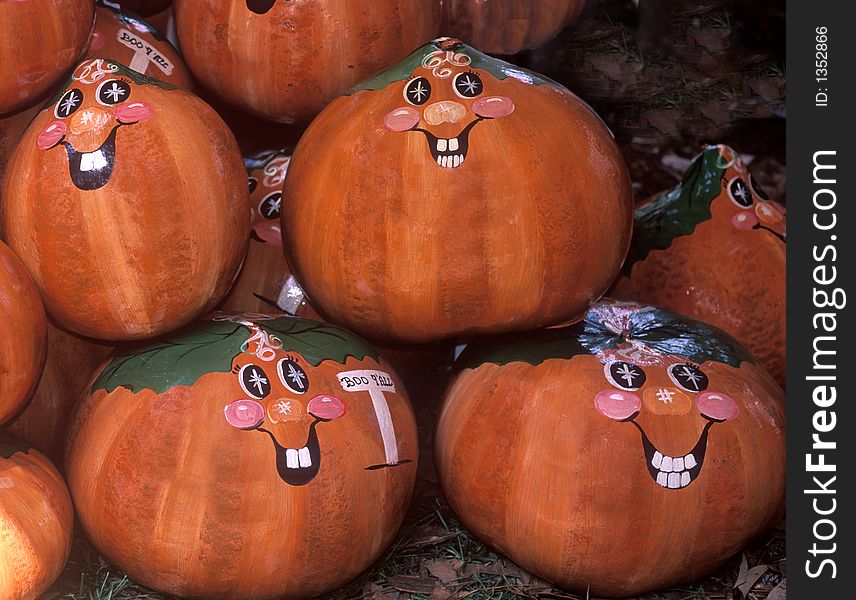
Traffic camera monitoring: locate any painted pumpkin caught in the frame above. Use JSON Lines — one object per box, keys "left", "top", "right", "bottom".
{"left": 67, "top": 313, "right": 418, "bottom": 599}
{"left": 441, "top": 0, "right": 586, "bottom": 55}
{"left": 88, "top": 1, "right": 193, "bottom": 89}
{"left": 6, "top": 323, "right": 113, "bottom": 461}
{"left": 112, "top": 1, "right": 173, "bottom": 17}
{"left": 173, "top": 0, "right": 442, "bottom": 123}
{"left": 0, "top": 104, "right": 39, "bottom": 186}
{"left": 435, "top": 299, "right": 785, "bottom": 596}
{"left": 610, "top": 145, "right": 786, "bottom": 386}
{"left": 0, "top": 435, "right": 74, "bottom": 600}
{"left": 1, "top": 58, "right": 248, "bottom": 341}
{"left": 0, "top": 0, "right": 94, "bottom": 114}
{"left": 0, "top": 241, "right": 46, "bottom": 426}
{"left": 282, "top": 37, "right": 632, "bottom": 344}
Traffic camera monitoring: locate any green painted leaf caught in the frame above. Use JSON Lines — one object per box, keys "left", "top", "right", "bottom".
{"left": 44, "top": 58, "right": 177, "bottom": 108}
{"left": 244, "top": 148, "right": 291, "bottom": 173}
{"left": 92, "top": 316, "right": 380, "bottom": 394}
{"left": 0, "top": 434, "right": 33, "bottom": 460}
{"left": 457, "top": 302, "right": 755, "bottom": 370}
{"left": 622, "top": 146, "right": 727, "bottom": 275}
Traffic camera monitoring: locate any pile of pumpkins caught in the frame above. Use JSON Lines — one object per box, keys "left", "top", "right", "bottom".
{"left": 0, "top": 2, "right": 785, "bottom": 600}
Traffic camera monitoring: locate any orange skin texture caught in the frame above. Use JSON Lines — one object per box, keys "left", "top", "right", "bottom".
{"left": 87, "top": 5, "right": 193, "bottom": 89}
{"left": 0, "top": 441, "right": 74, "bottom": 600}
{"left": 611, "top": 151, "right": 786, "bottom": 386}
{"left": 282, "top": 64, "right": 632, "bottom": 344}
{"left": 0, "top": 0, "right": 94, "bottom": 114}
{"left": 66, "top": 354, "right": 418, "bottom": 599}
{"left": 0, "top": 242, "right": 46, "bottom": 426}
{"left": 442, "top": 0, "right": 586, "bottom": 55}
{"left": 1, "top": 60, "right": 249, "bottom": 341}
{"left": 173, "top": 0, "right": 442, "bottom": 123}
{"left": 6, "top": 323, "right": 113, "bottom": 461}
{"left": 0, "top": 104, "right": 39, "bottom": 193}
{"left": 435, "top": 354, "right": 785, "bottom": 596}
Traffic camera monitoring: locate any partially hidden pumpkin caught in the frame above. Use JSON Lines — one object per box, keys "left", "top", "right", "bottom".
{"left": 0, "top": 0, "right": 94, "bottom": 114}
{"left": 0, "top": 435, "right": 74, "bottom": 600}
{"left": 282, "top": 37, "right": 632, "bottom": 344}
{"left": 88, "top": 1, "right": 193, "bottom": 89}
{"left": 0, "top": 241, "right": 46, "bottom": 426}
{"left": 173, "top": 0, "right": 442, "bottom": 123}
{"left": 67, "top": 312, "right": 418, "bottom": 599}
{"left": 610, "top": 144, "right": 786, "bottom": 386}
{"left": 441, "top": 0, "right": 586, "bottom": 55}
{"left": 1, "top": 58, "right": 248, "bottom": 341}
{"left": 435, "top": 299, "right": 785, "bottom": 596}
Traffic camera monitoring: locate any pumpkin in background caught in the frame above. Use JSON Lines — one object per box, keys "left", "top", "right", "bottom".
{"left": 1, "top": 58, "right": 248, "bottom": 341}
{"left": 173, "top": 0, "right": 442, "bottom": 123}
{"left": 6, "top": 324, "right": 113, "bottom": 461}
{"left": 67, "top": 313, "right": 418, "bottom": 599}
{"left": 441, "top": 0, "right": 586, "bottom": 55}
{"left": 0, "top": 435, "right": 74, "bottom": 600}
{"left": 0, "top": 104, "right": 39, "bottom": 185}
{"left": 435, "top": 299, "right": 785, "bottom": 596}
{"left": 0, "top": 242, "right": 46, "bottom": 426}
{"left": 0, "top": 0, "right": 94, "bottom": 114}
{"left": 610, "top": 145, "right": 786, "bottom": 386}
{"left": 112, "top": 0, "right": 173, "bottom": 17}
{"left": 88, "top": 1, "right": 193, "bottom": 89}
{"left": 282, "top": 37, "right": 632, "bottom": 344}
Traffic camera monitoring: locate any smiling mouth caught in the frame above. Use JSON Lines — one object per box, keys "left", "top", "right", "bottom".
{"left": 247, "top": 0, "right": 276, "bottom": 14}
{"left": 413, "top": 117, "right": 483, "bottom": 169}
{"left": 753, "top": 223, "right": 786, "bottom": 243}
{"left": 629, "top": 419, "right": 716, "bottom": 489}
{"left": 257, "top": 420, "right": 322, "bottom": 486}
{"left": 57, "top": 123, "right": 126, "bottom": 191}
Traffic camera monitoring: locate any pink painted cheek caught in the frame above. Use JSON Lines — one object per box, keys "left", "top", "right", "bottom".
{"left": 37, "top": 121, "right": 67, "bottom": 150}
{"left": 731, "top": 210, "right": 758, "bottom": 230}
{"left": 116, "top": 101, "right": 154, "bottom": 124}
{"left": 595, "top": 389, "right": 642, "bottom": 421}
{"left": 224, "top": 399, "right": 266, "bottom": 430}
{"left": 384, "top": 106, "right": 420, "bottom": 132}
{"left": 472, "top": 96, "right": 515, "bottom": 119}
{"left": 696, "top": 392, "right": 740, "bottom": 422}
{"left": 90, "top": 30, "right": 106, "bottom": 51}
{"left": 307, "top": 394, "right": 347, "bottom": 421}
{"left": 253, "top": 221, "right": 282, "bottom": 246}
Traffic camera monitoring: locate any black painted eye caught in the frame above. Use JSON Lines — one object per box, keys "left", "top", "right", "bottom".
{"left": 749, "top": 173, "right": 770, "bottom": 200}
{"left": 55, "top": 89, "right": 83, "bottom": 118}
{"left": 668, "top": 363, "right": 709, "bottom": 392}
{"left": 239, "top": 364, "right": 271, "bottom": 399}
{"left": 605, "top": 361, "right": 647, "bottom": 391}
{"left": 453, "top": 71, "right": 483, "bottom": 99}
{"left": 403, "top": 77, "right": 431, "bottom": 105}
{"left": 728, "top": 177, "right": 753, "bottom": 208}
{"left": 248, "top": 177, "right": 258, "bottom": 194}
{"left": 96, "top": 79, "right": 131, "bottom": 106}
{"left": 258, "top": 192, "right": 282, "bottom": 220}
{"left": 278, "top": 358, "right": 308, "bottom": 395}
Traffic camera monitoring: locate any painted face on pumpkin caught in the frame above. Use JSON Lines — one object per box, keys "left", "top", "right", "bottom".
{"left": 247, "top": 152, "right": 290, "bottom": 248}
{"left": 383, "top": 40, "right": 515, "bottom": 169}
{"left": 718, "top": 146, "right": 786, "bottom": 242}
{"left": 36, "top": 59, "right": 154, "bottom": 191}
{"left": 246, "top": 0, "right": 277, "bottom": 14}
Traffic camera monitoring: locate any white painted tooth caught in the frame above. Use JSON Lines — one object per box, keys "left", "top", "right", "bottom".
{"left": 436, "top": 156, "right": 443, "bottom": 166}
{"left": 449, "top": 137, "right": 459, "bottom": 151}
{"left": 656, "top": 472, "right": 668, "bottom": 487}
{"left": 79, "top": 152, "right": 94, "bottom": 172}
{"left": 458, "top": 155, "right": 464, "bottom": 165}
{"left": 91, "top": 149, "right": 107, "bottom": 170}
{"left": 286, "top": 448, "right": 299, "bottom": 469}
{"left": 661, "top": 456, "right": 673, "bottom": 472}
{"left": 298, "top": 447, "right": 311, "bottom": 468}
{"left": 651, "top": 451, "right": 663, "bottom": 469}
{"left": 442, "top": 156, "right": 450, "bottom": 168}
{"left": 452, "top": 155, "right": 461, "bottom": 168}
{"left": 684, "top": 454, "right": 697, "bottom": 469}
{"left": 673, "top": 457, "right": 684, "bottom": 472}
{"left": 437, "top": 138, "right": 448, "bottom": 152}
{"left": 668, "top": 473, "right": 681, "bottom": 489}
{"left": 680, "top": 472, "right": 691, "bottom": 487}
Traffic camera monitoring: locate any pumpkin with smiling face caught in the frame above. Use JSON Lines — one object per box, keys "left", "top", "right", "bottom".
{"left": 0, "top": 0, "right": 94, "bottom": 114}
{"left": 174, "top": 0, "right": 441, "bottom": 124}
{"left": 67, "top": 313, "right": 418, "bottom": 599}
{"left": 610, "top": 144, "right": 786, "bottom": 386}
{"left": 1, "top": 58, "right": 248, "bottom": 341}
{"left": 283, "top": 37, "right": 632, "bottom": 344}
{"left": 435, "top": 299, "right": 785, "bottom": 596}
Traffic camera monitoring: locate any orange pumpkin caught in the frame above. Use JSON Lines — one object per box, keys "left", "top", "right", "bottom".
{"left": 67, "top": 313, "right": 418, "bottom": 599}
{"left": 0, "top": 241, "right": 46, "bottom": 426}
{"left": 88, "top": 1, "right": 193, "bottom": 89}
{"left": 610, "top": 144, "right": 786, "bottom": 386}
{"left": 435, "top": 299, "right": 785, "bottom": 596}
{"left": 112, "top": 1, "right": 173, "bottom": 17}
{"left": 173, "top": 0, "right": 442, "bottom": 123}
{"left": 0, "top": 434, "right": 74, "bottom": 600}
{"left": 6, "top": 323, "right": 113, "bottom": 461}
{"left": 0, "top": 0, "right": 94, "bottom": 114}
{"left": 282, "top": 37, "right": 632, "bottom": 344}
{"left": 441, "top": 0, "right": 586, "bottom": 55}
{"left": 0, "top": 104, "right": 39, "bottom": 186}
{"left": 1, "top": 58, "right": 248, "bottom": 341}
